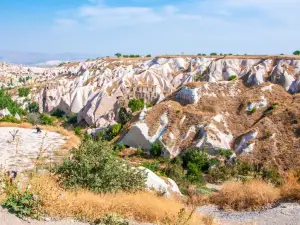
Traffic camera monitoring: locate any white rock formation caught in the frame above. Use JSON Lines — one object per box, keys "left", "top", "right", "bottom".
{"left": 140, "top": 167, "right": 182, "bottom": 196}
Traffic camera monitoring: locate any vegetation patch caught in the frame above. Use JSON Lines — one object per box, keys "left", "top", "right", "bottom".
{"left": 56, "top": 138, "right": 146, "bottom": 193}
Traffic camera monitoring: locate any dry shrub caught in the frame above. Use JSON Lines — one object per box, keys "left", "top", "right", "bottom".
{"left": 280, "top": 173, "right": 300, "bottom": 201}
{"left": 210, "top": 180, "right": 280, "bottom": 211}
{"left": 30, "top": 175, "right": 211, "bottom": 225}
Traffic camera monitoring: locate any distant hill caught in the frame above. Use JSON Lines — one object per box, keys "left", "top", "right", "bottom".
{"left": 0, "top": 51, "right": 100, "bottom": 67}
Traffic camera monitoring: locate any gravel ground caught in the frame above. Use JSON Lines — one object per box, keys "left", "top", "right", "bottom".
{"left": 198, "top": 202, "right": 300, "bottom": 225}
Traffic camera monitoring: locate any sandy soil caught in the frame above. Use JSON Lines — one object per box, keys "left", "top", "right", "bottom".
{"left": 198, "top": 202, "right": 300, "bottom": 225}
{"left": 0, "top": 127, "right": 66, "bottom": 172}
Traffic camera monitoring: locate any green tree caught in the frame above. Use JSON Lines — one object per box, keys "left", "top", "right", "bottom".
{"left": 210, "top": 53, "right": 218, "bottom": 56}
{"left": 293, "top": 50, "right": 300, "bottom": 55}
{"left": 56, "top": 139, "right": 146, "bottom": 193}
{"left": 0, "top": 89, "right": 24, "bottom": 115}
{"left": 181, "top": 147, "right": 210, "bottom": 172}
{"left": 118, "top": 107, "right": 132, "bottom": 125}
{"left": 115, "top": 53, "right": 122, "bottom": 58}
{"left": 128, "top": 98, "right": 144, "bottom": 112}
{"left": 146, "top": 54, "right": 152, "bottom": 57}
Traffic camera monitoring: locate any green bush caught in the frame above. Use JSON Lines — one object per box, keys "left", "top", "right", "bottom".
{"left": 165, "top": 157, "right": 185, "bottom": 181}
{"left": 150, "top": 141, "right": 163, "bottom": 157}
{"left": 27, "top": 113, "right": 41, "bottom": 125}
{"left": 0, "top": 90, "right": 24, "bottom": 115}
{"left": 56, "top": 139, "right": 146, "bottom": 193}
{"left": 51, "top": 109, "right": 65, "bottom": 118}
{"left": 210, "top": 53, "right": 217, "bottom": 56}
{"left": 40, "top": 113, "right": 54, "bottom": 125}
{"left": 186, "top": 162, "right": 203, "bottom": 183}
{"left": 218, "top": 149, "right": 234, "bottom": 159}
{"left": 27, "top": 102, "right": 39, "bottom": 113}
{"left": 145, "top": 54, "right": 152, "bottom": 57}
{"left": 0, "top": 115, "right": 21, "bottom": 123}
{"left": 118, "top": 107, "right": 132, "bottom": 125}
{"left": 249, "top": 106, "right": 257, "bottom": 114}
{"left": 142, "top": 162, "right": 160, "bottom": 172}
{"left": 128, "top": 98, "right": 144, "bottom": 112}
{"left": 146, "top": 103, "right": 153, "bottom": 108}
{"left": 229, "top": 75, "right": 237, "bottom": 81}
{"left": 103, "top": 123, "right": 122, "bottom": 141}
{"left": 74, "top": 127, "right": 82, "bottom": 136}
{"left": 3, "top": 190, "right": 41, "bottom": 219}
{"left": 67, "top": 113, "right": 78, "bottom": 124}
{"left": 18, "top": 88, "right": 30, "bottom": 97}
{"left": 181, "top": 148, "right": 210, "bottom": 172}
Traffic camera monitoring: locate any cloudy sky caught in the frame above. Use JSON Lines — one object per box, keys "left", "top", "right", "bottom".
{"left": 0, "top": 0, "right": 299, "bottom": 57}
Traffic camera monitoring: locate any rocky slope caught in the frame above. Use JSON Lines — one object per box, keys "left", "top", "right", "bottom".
{"left": 33, "top": 56, "right": 300, "bottom": 127}
{"left": 1, "top": 56, "right": 300, "bottom": 164}
{"left": 122, "top": 80, "right": 300, "bottom": 169}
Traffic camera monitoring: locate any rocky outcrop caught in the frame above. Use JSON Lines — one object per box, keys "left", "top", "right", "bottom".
{"left": 140, "top": 167, "right": 182, "bottom": 196}
{"left": 122, "top": 81, "right": 300, "bottom": 170}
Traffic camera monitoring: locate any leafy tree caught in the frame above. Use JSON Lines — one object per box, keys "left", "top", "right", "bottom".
{"left": 0, "top": 89, "right": 24, "bottom": 115}
{"left": 56, "top": 139, "right": 146, "bottom": 193}
{"left": 293, "top": 50, "right": 300, "bottom": 55}
{"left": 187, "top": 162, "right": 203, "bottom": 183}
{"left": 128, "top": 98, "right": 144, "bottom": 112}
{"left": 115, "top": 53, "right": 122, "bottom": 58}
{"left": 118, "top": 107, "right": 132, "bottom": 125}
{"left": 145, "top": 54, "right": 152, "bottom": 57}
{"left": 27, "top": 102, "right": 39, "bottom": 113}
{"left": 210, "top": 53, "right": 218, "bottom": 56}
{"left": 181, "top": 147, "right": 210, "bottom": 172}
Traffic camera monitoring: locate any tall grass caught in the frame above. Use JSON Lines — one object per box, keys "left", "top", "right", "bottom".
{"left": 280, "top": 173, "right": 300, "bottom": 201}
{"left": 30, "top": 175, "right": 212, "bottom": 225}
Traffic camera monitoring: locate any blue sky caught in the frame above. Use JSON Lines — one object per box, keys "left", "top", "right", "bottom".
{"left": 0, "top": 0, "right": 299, "bottom": 57}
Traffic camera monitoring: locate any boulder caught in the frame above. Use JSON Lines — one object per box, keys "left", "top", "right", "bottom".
{"left": 140, "top": 167, "right": 182, "bottom": 196}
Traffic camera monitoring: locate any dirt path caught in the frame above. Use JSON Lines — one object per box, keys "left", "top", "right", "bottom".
{"left": 0, "top": 208, "right": 153, "bottom": 225}
{"left": 0, "top": 208, "right": 86, "bottom": 225}
{"left": 198, "top": 202, "right": 300, "bottom": 225}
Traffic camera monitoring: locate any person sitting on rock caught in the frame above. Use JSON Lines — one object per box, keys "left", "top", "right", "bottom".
{"left": 36, "top": 125, "right": 42, "bottom": 133}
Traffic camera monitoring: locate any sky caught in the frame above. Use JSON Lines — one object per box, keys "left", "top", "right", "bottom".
{"left": 0, "top": 0, "right": 299, "bottom": 58}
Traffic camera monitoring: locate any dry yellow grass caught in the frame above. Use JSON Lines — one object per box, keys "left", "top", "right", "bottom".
{"left": 30, "top": 175, "right": 212, "bottom": 225}
{"left": 280, "top": 173, "right": 300, "bottom": 201}
{"left": 0, "top": 122, "right": 80, "bottom": 151}
{"left": 210, "top": 180, "right": 280, "bottom": 211}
